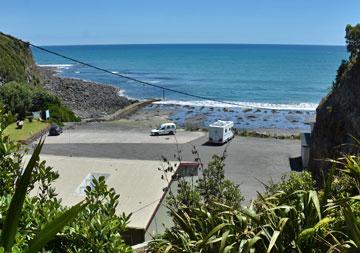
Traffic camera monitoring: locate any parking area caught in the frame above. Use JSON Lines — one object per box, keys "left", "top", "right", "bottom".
{"left": 40, "top": 121, "right": 300, "bottom": 201}
{"left": 45, "top": 122, "right": 204, "bottom": 144}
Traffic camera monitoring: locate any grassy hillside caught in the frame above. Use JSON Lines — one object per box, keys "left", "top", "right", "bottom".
{"left": 0, "top": 32, "right": 79, "bottom": 123}
{"left": 0, "top": 32, "right": 40, "bottom": 85}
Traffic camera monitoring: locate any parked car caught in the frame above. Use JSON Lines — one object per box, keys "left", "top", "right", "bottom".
{"left": 49, "top": 124, "right": 63, "bottom": 136}
{"left": 208, "top": 120, "right": 234, "bottom": 144}
{"left": 150, "top": 123, "right": 176, "bottom": 136}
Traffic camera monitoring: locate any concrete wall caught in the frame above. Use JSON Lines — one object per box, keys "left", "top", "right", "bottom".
{"left": 144, "top": 180, "right": 176, "bottom": 241}
{"left": 145, "top": 163, "right": 200, "bottom": 241}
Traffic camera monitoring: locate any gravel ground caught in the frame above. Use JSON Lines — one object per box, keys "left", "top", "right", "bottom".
{"left": 39, "top": 121, "right": 300, "bottom": 201}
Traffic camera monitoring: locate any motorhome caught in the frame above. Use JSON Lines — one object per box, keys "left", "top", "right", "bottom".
{"left": 208, "top": 120, "right": 234, "bottom": 144}
{"left": 150, "top": 123, "right": 176, "bottom": 136}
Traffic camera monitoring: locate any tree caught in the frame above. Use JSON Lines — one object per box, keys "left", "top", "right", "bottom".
{"left": 30, "top": 88, "right": 61, "bottom": 112}
{"left": 346, "top": 24, "right": 360, "bottom": 56}
{"left": 0, "top": 81, "right": 32, "bottom": 118}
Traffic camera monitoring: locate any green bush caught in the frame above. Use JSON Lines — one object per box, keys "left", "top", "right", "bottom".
{"left": 184, "top": 121, "right": 201, "bottom": 131}
{"left": 30, "top": 88, "right": 61, "bottom": 112}
{"left": 0, "top": 81, "right": 32, "bottom": 118}
{"left": 0, "top": 81, "right": 79, "bottom": 123}
{"left": 345, "top": 24, "right": 360, "bottom": 56}
{"left": 149, "top": 155, "right": 360, "bottom": 252}
{"left": 262, "top": 171, "right": 316, "bottom": 196}
{"left": 48, "top": 104, "right": 80, "bottom": 125}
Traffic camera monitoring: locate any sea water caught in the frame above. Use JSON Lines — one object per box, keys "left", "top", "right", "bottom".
{"left": 33, "top": 44, "right": 347, "bottom": 130}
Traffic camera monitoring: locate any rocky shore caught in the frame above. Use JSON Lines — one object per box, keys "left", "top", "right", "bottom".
{"left": 38, "top": 67, "right": 133, "bottom": 119}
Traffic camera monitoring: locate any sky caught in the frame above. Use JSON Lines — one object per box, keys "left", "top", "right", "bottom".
{"left": 1, "top": 1, "right": 359, "bottom": 46}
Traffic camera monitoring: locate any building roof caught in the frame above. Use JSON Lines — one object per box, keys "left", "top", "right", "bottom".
{"left": 209, "top": 120, "right": 234, "bottom": 128}
{"left": 30, "top": 155, "right": 176, "bottom": 230}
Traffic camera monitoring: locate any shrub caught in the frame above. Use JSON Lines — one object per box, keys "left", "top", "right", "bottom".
{"left": 0, "top": 81, "right": 79, "bottom": 123}
{"left": 30, "top": 88, "right": 61, "bottom": 111}
{"left": 0, "top": 81, "right": 32, "bottom": 118}
{"left": 149, "top": 155, "right": 360, "bottom": 252}
{"left": 345, "top": 24, "right": 360, "bottom": 56}
{"left": 48, "top": 104, "right": 80, "bottom": 125}
{"left": 262, "top": 171, "right": 316, "bottom": 196}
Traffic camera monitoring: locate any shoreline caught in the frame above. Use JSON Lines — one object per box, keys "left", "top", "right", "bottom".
{"left": 38, "top": 66, "right": 134, "bottom": 119}
{"left": 39, "top": 65, "right": 315, "bottom": 136}
{"left": 123, "top": 104, "right": 311, "bottom": 137}
{"left": 153, "top": 100, "right": 317, "bottom": 112}
{"left": 142, "top": 103, "right": 314, "bottom": 133}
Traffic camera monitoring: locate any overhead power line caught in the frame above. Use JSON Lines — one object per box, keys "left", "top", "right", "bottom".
{"left": 29, "top": 43, "right": 255, "bottom": 108}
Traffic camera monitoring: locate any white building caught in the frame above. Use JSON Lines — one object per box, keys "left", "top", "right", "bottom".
{"left": 32, "top": 155, "right": 200, "bottom": 245}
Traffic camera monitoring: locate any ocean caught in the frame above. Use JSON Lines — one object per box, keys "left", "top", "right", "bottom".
{"left": 32, "top": 44, "right": 347, "bottom": 130}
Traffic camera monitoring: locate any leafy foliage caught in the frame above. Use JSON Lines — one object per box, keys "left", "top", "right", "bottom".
{"left": 197, "top": 154, "right": 243, "bottom": 210}
{"left": 0, "top": 81, "right": 79, "bottom": 123}
{"left": 47, "top": 176, "right": 132, "bottom": 253}
{"left": 332, "top": 24, "right": 360, "bottom": 90}
{"left": 262, "top": 171, "right": 315, "bottom": 196}
{"left": 150, "top": 152, "right": 360, "bottom": 252}
{"left": 345, "top": 24, "right": 360, "bottom": 56}
{"left": 47, "top": 103, "right": 80, "bottom": 125}
{"left": 0, "top": 81, "right": 32, "bottom": 118}
{"left": 0, "top": 32, "right": 79, "bottom": 123}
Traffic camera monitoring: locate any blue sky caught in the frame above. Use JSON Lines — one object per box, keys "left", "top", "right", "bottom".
{"left": 1, "top": 1, "right": 359, "bottom": 45}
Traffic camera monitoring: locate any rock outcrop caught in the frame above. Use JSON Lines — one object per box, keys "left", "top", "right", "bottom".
{"left": 39, "top": 67, "right": 133, "bottom": 119}
{"left": 309, "top": 24, "right": 360, "bottom": 182}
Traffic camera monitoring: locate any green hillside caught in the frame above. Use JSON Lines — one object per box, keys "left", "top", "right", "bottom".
{"left": 0, "top": 32, "right": 40, "bottom": 85}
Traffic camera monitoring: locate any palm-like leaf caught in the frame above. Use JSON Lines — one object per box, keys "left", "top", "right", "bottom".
{"left": 0, "top": 139, "right": 44, "bottom": 252}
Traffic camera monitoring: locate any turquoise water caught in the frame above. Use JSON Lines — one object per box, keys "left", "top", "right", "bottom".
{"left": 32, "top": 44, "right": 347, "bottom": 110}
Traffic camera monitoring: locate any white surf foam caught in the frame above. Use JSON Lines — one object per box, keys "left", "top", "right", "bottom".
{"left": 118, "top": 90, "right": 125, "bottom": 96}
{"left": 37, "top": 64, "right": 73, "bottom": 69}
{"left": 153, "top": 100, "right": 317, "bottom": 111}
{"left": 144, "top": 80, "right": 161, "bottom": 84}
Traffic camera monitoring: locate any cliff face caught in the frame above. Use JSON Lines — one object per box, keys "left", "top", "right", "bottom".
{"left": 0, "top": 32, "right": 40, "bottom": 85}
{"left": 310, "top": 24, "right": 360, "bottom": 182}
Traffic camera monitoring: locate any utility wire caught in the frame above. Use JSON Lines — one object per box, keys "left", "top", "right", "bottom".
{"left": 29, "top": 43, "right": 257, "bottom": 109}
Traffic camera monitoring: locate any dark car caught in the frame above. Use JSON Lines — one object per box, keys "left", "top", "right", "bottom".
{"left": 49, "top": 124, "right": 63, "bottom": 136}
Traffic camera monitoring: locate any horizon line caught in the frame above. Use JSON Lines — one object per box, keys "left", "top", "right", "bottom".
{"left": 37, "top": 42, "right": 346, "bottom": 47}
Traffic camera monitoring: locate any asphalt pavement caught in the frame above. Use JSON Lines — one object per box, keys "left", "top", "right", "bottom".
{"left": 39, "top": 122, "right": 300, "bottom": 201}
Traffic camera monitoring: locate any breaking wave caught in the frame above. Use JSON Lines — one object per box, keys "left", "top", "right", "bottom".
{"left": 153, "top": 100, "right": 317, "bottom": 111}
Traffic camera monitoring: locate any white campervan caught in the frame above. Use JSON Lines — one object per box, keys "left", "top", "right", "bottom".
{"left": 150, "top": 123, "right": 176, "bottom": 136}
{"left": 208, "top": 120, "right": 234, "bottom": 144}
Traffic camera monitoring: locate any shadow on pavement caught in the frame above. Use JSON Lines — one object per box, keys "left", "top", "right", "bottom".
{"left": 289, "top": 156, "right": 303, "bottom": 171}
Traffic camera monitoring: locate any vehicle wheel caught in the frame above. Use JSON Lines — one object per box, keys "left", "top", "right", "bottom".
{"left": 155, "top": 132, "right": 159, "bottom": 136}
{"left": 169, "top": 131, "right": 174, "bottom": 135}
